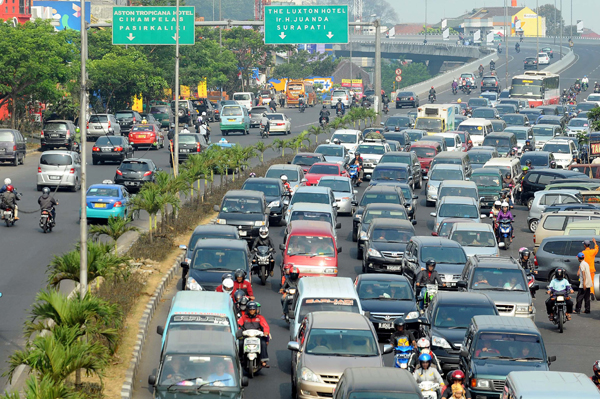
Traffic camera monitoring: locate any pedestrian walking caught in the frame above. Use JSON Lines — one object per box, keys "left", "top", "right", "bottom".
{"left": 575, "top": 252, "right": 592, "bottom": 314}
{"left": 582, "top": 238, "right": 598, "bottom": 298}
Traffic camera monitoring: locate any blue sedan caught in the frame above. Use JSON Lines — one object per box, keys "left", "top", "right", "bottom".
{"left": 84, "top": 183, "right": 133, "bottom": 220}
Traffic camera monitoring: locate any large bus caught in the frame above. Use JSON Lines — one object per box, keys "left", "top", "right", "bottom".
{"left": 509, "top": 71, "right": 560, "bottom": 107}
{"left": 286, "top": 80, "right": 316, "bottom": 107}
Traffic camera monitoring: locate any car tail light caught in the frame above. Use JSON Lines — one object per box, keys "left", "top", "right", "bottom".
{"left": 410, "top": 97, "right": 414, "bottom": 100}
{"left": 495, "top": 81, "right": 498, "bottom": 86}
{"left": 38, "top": 167, "right": 42, "bottom": 173}
{"left": 108, "top": 121, "right": 111, "bottom": 129}
{"left": 533, "top": 233, "right": 536, "bottom": 244}
{"left": 66, "top": 130, "right": 71, "bottom": 138}
{"left": 197, "top": 142, "right": 201, "bottom": 152}
{"left": 277, "top": 122, "right": 285, "bottom": 126}
{"left": 92, "top": 146, "right": 100, "bottom": 152}
{"left": 481, "top": 81, "right": 483, "bottom": 86}
{"left": 86, "top": 122, "right": 89, "bottom": 129}
{"left": 69, "top": 168, "right": 75, "bottom": 174}
{"left": 114, "top": 201, "right": 123, "bottom": 207}
{"left": 116, "top": 169, "right": 123, "bottom": 176}
{"left": 40, "top": 130, "right": 44, "bottom": 138}
{"left": 143, "top": 171, "right": 152, "bottom": 177}
{"left": 133, "top": 117, "right": 136, "bottom": 123}
{"left": 534, "top": 255, "right": 538, "bottom": 266}
{"left": 13, "top": 145, "right": 16, "bottom": 151}
{"left": 113, "top": 146, "right": 123, "bottom": 152}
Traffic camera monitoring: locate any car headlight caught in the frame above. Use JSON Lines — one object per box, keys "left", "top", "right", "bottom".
{"left": 475, "top": 378, "right": 492, "bottom": 389}
{"left": 254, "top": 221, "right": 266, "bottom": 226}
{"left": 367, "top": 248, "right": 381, "bottom": 257}
{"left": 493, "top": 195, "right": 499, "bottom": 200}
{"left": 427, "top": 185, "right": 437, "bottom": 193}
{"left": 300, "top": 367, "right": 323, "bottom": 383}
{"left": 405, "top": 311, "right": 419, "bottom": 320}
{"left": 360, "top": 231, "right": 368, "bottom": 240}
{"left": 431, "top": 335, "right": 452, "bottom": 349}
{"left": 355, "top": 214, "right": 362, "bottom": 221}
{"left": 186, "top": 277, "right": 203, "bottom": 291}
{"left": 516, "top": 305, "right": 533, "bottom": 313}
{"left": 216, "top": 218, "right": 226, "bottom": 225}
{"left": 268, "top": 200, "right": 280, "bottom": 208}
{"left": 324, "top": 268, "right": 337, "bottom": 274}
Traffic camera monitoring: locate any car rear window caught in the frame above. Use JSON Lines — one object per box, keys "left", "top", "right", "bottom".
{"left": 221, "top": 107, "right": 242, "bottom": 117}
{"left": 132, "top": 125, "right": 154, "bottom": 132}
{"left": 44, "top": 122, "right": 68, "bottom": 130}
{"left": 120, "top": 161, "right": 150, "bottom": 171}
{"left": 179, "top": 134, "right": 198, "bottom": 144}
{"left": 482, "top": 78, "right": 497, "bottom": 84}
{"left": 115, "top": 112, "right": 134, "bottom": 119}
{"left": 150, "top": 106, "right": 168, "bottom": 113}
{"left": 0, "top": 132, "right": 14, "bottom": 142}
{"left": 360, "top": 193, "right": 400, "bottom": 206}
{"left": 40, "top": 154, "right": 72, "bottom": 166}
{"left": 95, "top": 137, "right": 123, "bottom": 146}
{"left": 233, "top": 93, "right": 251, "bottom": 101}
{"left": 266, "top": 169, "right": 299, "bottom": 181}
{"left": 332, "top": 90, "right": 347, "bottom": 97}
{"left": 89, "top": 115, "right": 108, "bottom": 123}
{"left": 293, "top": 155, "right": 322, "bottom": 166}
{"left": 87, "top": 187, "right": 120, "bottom": 197}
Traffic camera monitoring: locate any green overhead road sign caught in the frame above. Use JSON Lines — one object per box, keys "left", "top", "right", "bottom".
{"left": 113, "top": 6, "right": 195, "bottom": 45}
{"left": 264, "top": 5, "right": 349, "bottom": 45}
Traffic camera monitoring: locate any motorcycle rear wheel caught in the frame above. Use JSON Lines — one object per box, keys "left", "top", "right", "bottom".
{"left": 558, "top": 309, "right": 564, "bottom": 333}
{"left": 260, "top": 265, "right": 267, "bottom": 285}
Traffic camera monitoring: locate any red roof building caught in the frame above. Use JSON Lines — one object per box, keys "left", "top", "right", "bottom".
{"left": 0, "top": 0, "right": 31, "bottom": 24}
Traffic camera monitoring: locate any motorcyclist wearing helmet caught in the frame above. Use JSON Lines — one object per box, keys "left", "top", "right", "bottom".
{"left": 215, "top": 273, "right": 234, "bottom": 292}
{"left": 490, "top": 200, "right": 502, "bottom": 221}
{"left": 389, "top": 317, "right": 416, "bottom": 348}
{"left": 478, "top": 64, "right": 484, "bottom": 75}
{"left": 336, "top": 98, "right": 345, "bottom": 115}
{"left": 408, "top": 338, "right": 442, "bottom": 373}
{"left": 502, "top": 172, "right": 513, "bottom": 188}
{"left": 415, "top": 260, "right": 445, "bottom": 309}
{"left": 0, "top": 177, "right": 13, "bottom": 193}
{"left": 546, "top": 267, "right": 574, "bottom": 321}
{"left": 550, "top": 160, "right": 557, "bottom": 169}
{"left": 518, "top": 247, "right": 535, "bottom": 272}
{"left": 181, "top": 124, "right": 190, "bottom": 134}
{"left": 280, "top": 266, "right": 299, "bottom": 318}
{"left": 490, "top": 60, "right": 495, "bottom": 70}
{"left": 350, "top": 152, "right": 364, "bottom": 183}
{"left": 0, "top": 184, "right": 19, "bottom": 220}
{"left": 217, "top": 278, "right": 235, "bottom": 295}
{"left": 452, "top": 79, "right": 458, "bottom": 91}
{"left": 233, "top": 269, "right": 254, "bottom": 300}
{"left": 233, "top": 289, "right": 249, "bottom": 318}
{"left": 332, "top": 138, "right": 341, "bottom": 145}
{"left": 429, "top": 86, "right": 436, "bottom": 101}
{"left": 251, "top": 226, "right": 276, "bottom": 275}
{"left": 522, "top": 140, "right": 534, "bottom": 153}
{"left": 38, "top": 187, "right": 58, "bottom": 224}
{"left": 238, "top": 301, "right": 270, "bottom": 367}
{"left": 442, "top": 370, "right": 471, "bottom": 399}
{"left": 413, "top": 353, "right": 445, "bottom": 386}
{"left": 592, "top": 360, "right": 600, "bottom": 388}
{"left": 319, "top": 104, "right": 330, "bottom": 124}
{"left": 280, "top": 174, "right": 291, "bottom": 194}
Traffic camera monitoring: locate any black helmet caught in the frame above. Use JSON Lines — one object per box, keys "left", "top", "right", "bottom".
{"left": 550, "top": 160, "right": 557, "bottom": 168}
{"left": 234, "top": 268, "right": 247, "bottom": 280}
{"left": 355, "top": 152, "right": 361, "bottom": 157}
{"left": 239, "top": 296, "right": 249, "bottom": 309}
{"left": 42, "top": 187, "right": 51, "bottom": 195}
{"left": 322, "top": 104, "right": 326, "bottom": 109}
{"left": 526, "top": 160, "right": 532, "bottom": 166}
{"left": 246, "top": 301, "right": 258, "bottom": 312}
{"left": 233, "top": 289, "right": 245, "bottom": 303}
{"left": 520, "top": 249, "right": 530, "bottom": 260}
{"left": 289, "top": 266, "right": 299, "bottom": 281}
{"left": 555, "top": 268, "right": 566, "bottom": 280}
{"left": 426, "top": 259, "right": 436, "bottom": 269}
{"left": 393, "top": 316, "right": 406, "bottom": 330}
{"left": 505, "top": 172, "right": 511, "bottom": 178}
{"left": 221, "top": 272, "right": 233, "bottom": 282}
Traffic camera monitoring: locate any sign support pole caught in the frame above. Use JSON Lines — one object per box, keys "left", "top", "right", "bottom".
{"left": 79, "top": 0, "right": 88, "bottom": 299}
{"left": 374, "top": 19, "right": 381, "bottom": 125}
{"left": 174, "top": 0, "right": 180, "bottom": 176}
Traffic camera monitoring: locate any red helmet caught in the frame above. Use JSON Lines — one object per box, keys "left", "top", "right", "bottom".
{"left": 6, "top": 185, "right": 14, "bottom": 192}
{"left": 594, "top": 360, "right": 600, "bottom": 376}
{"left": 431, "top": 86, "right": 434, "bottom": 89}
{"left": 450, "top": 370, "right": 465, "bottom": 382}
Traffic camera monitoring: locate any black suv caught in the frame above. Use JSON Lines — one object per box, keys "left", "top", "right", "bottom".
{"left": 241, "top": 177, "right": 288, "bottom": 224}
{"left": 361, "top": 218, "right": 416, "bottom": 273}
{"left": 170, "top": 99, "right": 198, "bottom": 125}
{"left": 352, "top": 185, "right": 408, "bottom": 242}
{"left": 520, "top": 169, "right": 589, "bottom": 207}
{"left": 213, "top": 190, "right": 268, "bottom": 241}
{"left": 481, "top": 76, "right": 501, "bottom": 93}
{"left": 169, "top": 133, "right": 207, "bottom": 165}
{"left": 115, "top": 110, "right": 142, "bottom": 136}
{"left": 41, "top": 120, "right": 78, "bottom": 151}
{"left": 357, "top": 203, "right": 410, "bottom": 254}
{"left": 191, "top": 98, "right": 215, "bottom": 122}
{"left": 114, "top": 158, "right": 159, "bottom": 192}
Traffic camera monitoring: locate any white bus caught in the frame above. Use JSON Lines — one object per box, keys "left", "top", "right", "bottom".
{"left": 509, "top": 71, "right": 560, "bottom": 107}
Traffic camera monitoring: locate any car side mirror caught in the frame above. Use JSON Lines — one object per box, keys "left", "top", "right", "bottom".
{"left": 279, "top": 244, "right": 286, "bottom": 251}
{"left": 179, "top": 244, "right": 187, "bottom": 250}
{"left": 148, "top": 375, "right": 157, "bottom": 386}
{"left": 480, "top": 214, "right": 487, "bottom": 219}
{"left": 213, "top": 205, "right": 220, "bottom": 212}
{"left": 352, "top": 200, "right": 358, "bottom": 206}
{"left": 354, "top": 190, "right": 358, "bottom": 194}
{"left": 383, "top": 344, "right": 394, "bottom": 355}
{"left": 156, "top": 325, "right": 164, "bottom": 336}
{"left": 288, "top": 341, "right": 300, "bottom": 351}
{"left": 457, "top": 281, "right": 468, "bottom": 288}
{"left": 548, "top": 355, "right": 557, "bottom": 363}
{"left": 325, "top": 139, "right": 330, "bottom": 144}
{"left": 337, "top": 247, "right": 342, "bottom": 253}
{"left": 529, "top": 135, "right": 533, "bottom": 139}
{"left": 301, "top": 178, "right": 308, "bottom": 183}
{"left": 380, "top": 122, "right": 385, "bottom": 126}
{"left": 431, "top": 232, "right": 438, "bottom": 236}
{"left": 405, "top": 203, "right": 410, "bottom": 208}
{"left": 460, "top": 348, "right": 469, "bottom": 358}
{"left": 430, "top": 212, "right": 437, "bottom": 217}
{"left": 411, "top": 220, "right": 417, "bottom": 225}
{"left": 413, "top": 195, "right": 419, "bottom": 199}
{"left": 336, "top": 222, "right": 342, "bottom": 229}
{"left": 242, "top": 376, "right": 249, "bottom": 387}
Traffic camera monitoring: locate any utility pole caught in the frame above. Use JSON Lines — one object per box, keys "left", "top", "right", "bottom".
{"left": 219, "top": 0, "right": 222, "bottom": 47}
{"left": 374, "top": 18, "right": 382, "bottom": 124}
{"left": 536, "top": 0, "right": 539, "bottom": 60}
{"left": 424, "top": 0, "right": 428, "bottom": 43}
{"left": 174, "top": 0, "right": 180, "bottom": 175}
{"left": 560, "top": 0, "right": 563, "bottom": 59}
{"left": 554, "top": 0, "right": 557, "bottom": 44}
{"left": 504, "top": 0, "right": 509, "bottom": 89}
{"left": 570, "top": 0, "right": 573, "bottom": 38}
{"left": 79, "top": 0, "right": 88, "bottom": 297}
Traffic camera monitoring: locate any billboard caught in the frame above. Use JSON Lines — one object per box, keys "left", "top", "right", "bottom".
{"left": 32, "top": 1, "right": 91, "bottom": 31}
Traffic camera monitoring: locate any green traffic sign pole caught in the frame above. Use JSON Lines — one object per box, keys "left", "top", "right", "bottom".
{"left": 174, "top": 0, "right": 180, "bottom": 174}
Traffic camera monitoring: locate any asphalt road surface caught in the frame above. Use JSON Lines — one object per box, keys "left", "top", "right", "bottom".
{"left": 126, "top": 42, "right": 600, "bottom": 399}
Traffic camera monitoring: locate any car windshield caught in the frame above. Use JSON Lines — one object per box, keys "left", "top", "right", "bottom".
{"left": 357, "top": 144, "right": 386, "bottom": 155}
{"left": 438, "top": 204, "right": 479, "bottom": 218}
{"left": 439, "top": 187, "right": 477, "bottom": 199}
{"left": 221, "top": 197, "right": 262, "bottom": 214}
{"left": 504, "top": 129, "right": 528, "bottom": 140}
{"left": 158, "top": 355, "right": 237, "bottom": 387}
{"left": 474, "top": 333, "right": 544, "bottom": 360}
{"left": 459, "top": 124, "right": 486, "bottom": 135}
{"left": 316, "top": 146, "right": 344, "bottom": 157}
{"left": 192, "top": 248, "right": 246, "bottom": 271}
{"left": 242, "top": 182, "right": 280, "bottom": 197}
{"left": 372, "top": 227, "right": 413, "bottom": 243}
{"left": 290, "top": 211, "right": 332, "bottom": 224}
{"left": 542, "top": 143, "right": 570, "bottom": 153}
{"left": 483, "top": 137, "right": 511, "bottom": 149}
{"left": 221, "top": 107, "right": 242, "bottom": 117}
{"left": 386, "top": 117, "right": 411, "bottom": 128}
{"left": 120, "top": 161, "right": 150, "bottom": 171}
{"left": 569, "top": 119, "right": 589, "bottom": 127}
{"left": 468, "top": 152, "right": 493, "bottom": 164}
{"left": 360, "top": 193, "right": 400, "bottom": 206}
{"left": 266, "top": 169, "right": 299, "bottom": 181}
{"left": 372, "top": 168, "right": 408, "bottom": 181}
{"left": 293, "top": 155, "right": 322, "bottom": 166}
{"left": 305, "top": 328, "right": 378, "bottom": 356}
{"left": 40, "top": 154, "right": 73, "bottom": 166}
{"left": 331, "top": 133, "right": 358, "bottom": 143}
{"left": 95, "top": 137, "right": 123, "bottom": 146}
{"left": 469, "top": 99, "right": 488, "bottom": 108}
{"left": 414, "top": 118, "right": 443, "bottom": 133}
{"left": 309, "top": 165, "right": 339, "bottom": 175}
{"left": 471, "top": 267, "right": 527, "bottom": 291}
{"left": 577, "top": 103, "right": 597, "bottom": 111}
{"left": 412, "top": 147, "right": 436, "bottom": 158}
{"left": 433, "top": 305, "right": 497, "bottom": 329}
{"left": 380, "top": 154, "right": 411, "bottom": 164}
{"left": 451, "top": 230, "right": 496, "bottom": 247}
{"left": 532, "top": 126, "right": 555, "bottom": 137}
{"left": 286, "top": 235, "right": 335, "bottom": 256}
{"left": 471, "top": 173, "right": 501, "bottom": 187}
{"left": 363, "top": 209, "right": 407, "bottom": 223}
{"left": 480, "top": 93, "right": 498, "bottom": 101}
{"left": 87, "top": 187, "right": 119, "bottom": 197}
{"left": 384, "top": 134, "right": 407, "bottom": 145}
{"left": 291, "top": 192, "right": 330, "bottom": 206}
{"left": 421, "top": 246, "right": 466, "bottom": 264}
{"left": 318, "top": 179, "right": 350, "bottom": 193}
{"left": 357, "top": 281, "right": 413, "bottom": 301}
{"left": 429, "top": 169, "right": 464, "bottom": 181}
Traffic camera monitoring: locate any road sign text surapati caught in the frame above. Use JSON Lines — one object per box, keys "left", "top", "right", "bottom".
{"left": 113, "top": 6, "right": 195, "bottom": 45}
{"left": 264, "top": 5, "right": 349, "bottom": 44}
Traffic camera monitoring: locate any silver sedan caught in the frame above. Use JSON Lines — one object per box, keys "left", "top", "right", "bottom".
{"left": 317, "top": 175, "right": 356, "bottom": 215}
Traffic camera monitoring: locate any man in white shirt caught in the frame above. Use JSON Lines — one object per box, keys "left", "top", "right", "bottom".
{"left": 576, "top": 251, "right": 592, "bottom": 314}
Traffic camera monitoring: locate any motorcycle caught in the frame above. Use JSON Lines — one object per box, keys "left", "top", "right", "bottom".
{"left": 497, "top": 218, "right": 513, "bottom": 250}
{"left": 526, "top": 267, "right": 537, "bottom": 298}
{"left": 595, "top": 87, "right": 600, "bottom": 94}
{"left": 348, "top": 164, "right": 361, "bottom": 187}
{"left": 393, "top": 345, "right": 414, "bottom": 369}
{"left": 269, "top": 103, "right": 277, "bottom": 112}
{"left": 461, "top": 86, "right": 472, "bottom": 95}
{"left": 299, "top": 99, "right": 306, "bottom": 113}
{"left": 1, "top": 207, "right": 15, "bottom": 227}
{"left": 251, "top": 246, "right": 274, "bottom": 285}
{"left": 260, "top": 123, "right": 269, "bottom": 139}
{"left": 515, "top": 46, "right": 521, "bottom": 53}
{"left": 452, "top": 85, "right": 458, "bottom": 95}
{"left": 428, "top": 94, "right": 436, "bottom": 104}
{"left": 39, "top": 209, "right": 54, "bottom": 233}
{"left": 336, "top": 108, "right": 344, "bottom": 117}
{"left": 319, "top": 116, "right": 328, "bottom": 127}
{"left": 583, "top": 82, "right": 589, "bottom": 91}
{"left": 549, "top": 289, "right": 570, "bottom": 333}
{"left": 418, "top": 381, "right": 441, "bottom": 399}
{"left": 282, "top": 287, "right": 297, "bottom": 323}
{"left": 422, "top": 284, "right": 439, "bottom": 309}
{"left": 490, "top": 63, "right": 496, "bottom": 71}
{"left": 479, "top": 69, "right": 484, "bottom": 78}
{"left": 241, "top": 329, "right": 264, "bottom": 378}
{"left": 383, "top": 103, "right": 389, "bottom": 114}
{"left": 575, "top": 84, "right": 581, "bottom": 94}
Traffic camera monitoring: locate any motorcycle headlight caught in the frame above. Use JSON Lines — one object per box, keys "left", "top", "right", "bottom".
{"left": 360, "top": 231, "right": 368, "bottom": 240}
{"left": 367, "top": 248, "right": 382, "bottom": 257}
{"left": 431, "top": 335, "right": 452, "bottom": 349}
{"left": 405, "top": 311, "right": 419, "bottom": 320}
{"left": 216, "top": 218, "right": 226, "bottom": 225}
{"left": 475, "top": 379, "right": 492, "bottom": 389}
{"left": 300, "top": 367, "right": 323, "bottom": 383}
{"left": 268, "top": 200, "right": 280, "bottom": 208}
{"left": 186, "top": 277, "right": 203, "bottom": 291}
{"left": 254, "top": 220, "right": 266, "bottom": 226}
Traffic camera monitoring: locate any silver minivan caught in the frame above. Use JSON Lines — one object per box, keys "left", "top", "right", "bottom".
{"left": 331, "top": 89, "right": 351, "bottom": 108}
{"left": 87, "top": 114, "right": 121, "bottom": 138}
{"left": 504, "top": 371, "right": 600, "bottom": 399}
{"left": 37, "top": 150, "right": 82, "bottom": 192}
{"left": 527, "top": 189, "right": 582, "bottom": 233}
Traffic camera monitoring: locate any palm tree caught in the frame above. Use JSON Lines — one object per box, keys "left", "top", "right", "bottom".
{"left": 253, "top": 142, "right": 272, "bottom": 165}
{"left": 2, "top": 374, "right": 84, "bottom": 399}
{"left": 89, "top": 216, "right": 138, "bottom": 254}
{"left": 272, "top": 138, "right": 288, "bottom": 158}
{"left": 330, "top": 117, "right": 347, "bottom": 131}
{"left": 308, "top": 125, "right": 325, "bottom": 146}
{"left": 5, "top": 325, "right": 108, "bottom": 385}
{"left": 130, "top": 183, "right": 162, "bottom": 242}
{"left": 25, "top": 290, "right": 121, "bottom": 353}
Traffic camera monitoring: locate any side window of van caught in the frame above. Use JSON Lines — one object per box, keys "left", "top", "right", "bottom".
{"left": 543, "top": 215, "right": 566, "bottom": 231}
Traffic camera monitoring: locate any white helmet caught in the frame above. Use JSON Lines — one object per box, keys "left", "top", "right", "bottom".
{"left": 280, "top": 174, "right": 288, "bottom": 182}
{"left": 222, "top": 278, "right": 234, "bottom": 292}
{"left": 417, "top": 338, "right": 431, "bottom": 349}
{"left": 501, "top": 201, "right": 509, "bottom": 208}
{"left": 494, "top": 200, "right": 502, "bottom": 207}
{"left": 4, "top": 178, "right": 11, "bottom": 186}
{"left": 202, "top": 112, "right": 207, "bottom": 116}
{"left": 259, "top": 226, "right": 269, "bottom": 239}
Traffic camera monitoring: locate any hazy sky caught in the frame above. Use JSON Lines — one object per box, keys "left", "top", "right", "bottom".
{"left": 392, "top": 0, "right": 600, "bottom": 34}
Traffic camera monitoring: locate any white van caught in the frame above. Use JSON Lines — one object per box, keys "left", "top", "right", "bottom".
{"left": 289, "top": 277, "right": 362, "bottom": 341}
{"left": 457, "top": 118, "right": 493, "bottom": 147}
{"left": 232, "top": 92, "right": 255, "bottom": 110}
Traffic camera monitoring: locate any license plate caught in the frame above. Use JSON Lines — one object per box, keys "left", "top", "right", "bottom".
{"left": 387, "top": 265, "right": 402, "bottom": 271}
{"left": 448, "top": 282, "right": 456, "bottom": 287}
{"left": 180, "top": 149, "right": 190, "bottom": 153}
{"left": 50, "top": 134, "right": 59, "bottom": 138}
{"left": 228, "top": 118, "right": 236, "bottom": 122}
{"left": 95, "top": 125, "right": 102, "bottom": 129}
{"left": 49, "top": 176, "right": 61, "bottom": 180}
{"left": 138, "top": 134, "right": 146, "bottom": 138}
{"left": 102, "top": 147, "right": 111, "bottom": 151}
{"left": 125, "top": 181, "right": 137, "bottom": 186}
{"left": 379, "top": 323, "right": 393, "bottom": 329}
{"left": 239, "top": 230, "right": 247, "bottom": 236}
{"left": 94, "top": 203, "right": 106, "bottom": 208}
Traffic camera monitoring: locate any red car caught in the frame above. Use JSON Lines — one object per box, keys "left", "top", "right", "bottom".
{"left": 410, "top": 141, "right": 442, "bottom": 177}
{"left": 128, "top": 124, "right": 163, "bottom": 150}
{"left": 304, "top": 162, "right": 348, "bottom": 186}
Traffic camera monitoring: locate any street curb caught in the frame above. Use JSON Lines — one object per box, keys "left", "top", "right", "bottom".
{"left": 3, "top": 365, "right": 30, "bottom": 394}
{"left": 120, "top": 253, "right": 183, "bottom": 399}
